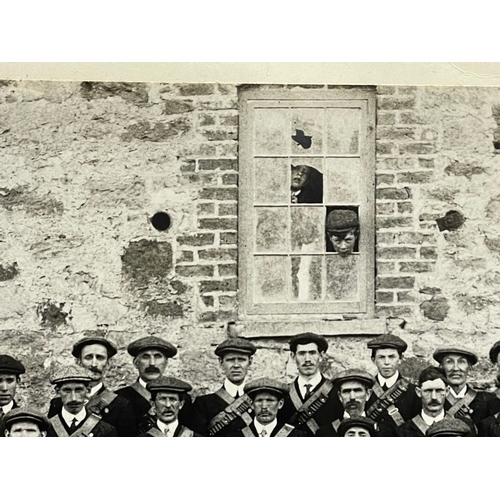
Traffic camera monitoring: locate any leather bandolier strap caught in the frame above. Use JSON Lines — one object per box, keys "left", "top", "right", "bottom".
{"left": 366, "top": 378, "right": 410, "bottom": 426}
{"left": 241, "top": 423, "right": 295, "bottom": 437}
{"left": 446, "top": 389, "right": 476, "bottom": 420}
{"left": 86, "top": 388, "right": 118, "bottom": 416}
{"left": 208, "top": 388, "right": 253, "bottom": 436}
{"left": 50, "top": 413, "right": 101, "bottom": 437}
{"left": 131, "top": 381, "right": 157, "bottom": 434}
{"left": 289, "top": 380, "right": 334, "bottom": 435}
{"left": 411, "top": 415, "right": 429, "bottom": 436}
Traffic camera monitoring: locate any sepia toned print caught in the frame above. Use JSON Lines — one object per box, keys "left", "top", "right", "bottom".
{"left": 2, "top": 80, "right": 500, "bottom": 436}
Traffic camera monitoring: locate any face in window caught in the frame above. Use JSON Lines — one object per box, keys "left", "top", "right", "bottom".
{"left": 291, "top": 165, "right": 311, "bottom": 191}
{"left": 78, "top": 344, "right": 109, "bottom": 383}
{"left": 219, "top": 352, "right": 252, "bottom": 384}
{"left": 344, "top": 426, "right": 371, "bottom": 437}
{"left": 372, "top": 348, "right": 401, "bottom": 379}
{"left": 6, "top": 421, "right": 46, "bottom": 438}
{"left": 416, "top": 377, "right": 448, "bottom": 414}
{"left": 291, "top": 342, "right": 323, "bottom": 377}
{"left": 154, "top": 391, "right": 184, "bottom": 424}
{"left": 441, "top": 354, "right": 470, "bottom": 388}
{"left": 338, "top": 381, "right": 371, "bottom": 417}
{"left": 328, "top": 229, "right": 358, "bottom": 257}
{"left": 57, "top": 382, "right": 90, "bottom": 415}
{"left": 252, "top": 391, "right": 284, "bottom": 425}
{"left": 0, "top": 373, "right": 18, "bottom": 407}
{"left": 133, "top": 349, "right": 168, "bottom": 382}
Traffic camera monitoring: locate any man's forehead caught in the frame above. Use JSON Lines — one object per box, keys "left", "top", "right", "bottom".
{"left": 340, "top": 380, "right": 365, "bottom": 390}
{"left": 421, "top": 378, "right": 447, "bottom": 389}
{"left": 156, "top": 390, "right": 181, "bottom": 399}
{"left": 137, "top": 349, "right": 166, "bottom": 357}
{"left": 59, "top": 382, "right": 87, "bottom": 389}
{"left": 0, "top": 372, "right": 17, "bottom": 379}
{"left": 442, "top": 353, "right": 469, "bottom": 363}
{"left": 222, "top": 351, "right": 250, "bottom": 359}
{"left": 295, "top": 342, "right": 319, "bottom": 352}
{"left": 80, "top": 344, "right": 108, "bottom": 355}
{"left": 374, "top": 347, "right": 400, "bottom": 356}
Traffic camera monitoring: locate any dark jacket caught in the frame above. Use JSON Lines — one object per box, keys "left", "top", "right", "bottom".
{"left": 478, "top": 412, "right": 500, "bottom": 436}
{"left": 0, "top": 400, "right": 19, "bottom": 438}
{"left": 398, "top": 413, "right": 476, "bottom": 437}
{"left": 444, "top": 387, "right": 500, "bottom": 425}
{"left": 228, "top": 420, "right": 306, "bottom": 437}
{"left": 139, "top": 423, "right": 201, "bottom": 437}
{"left": 47, "top": 410, "right": 117, "bottom": 437}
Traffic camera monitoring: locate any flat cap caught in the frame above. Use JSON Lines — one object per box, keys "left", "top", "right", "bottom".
{"left": 244, "top": 377, "right": 289, "bottom": 398}
{"left": 289, "top": 332, "right": 329, "bottom": 353}
{"left": 338, "top": 416, "right": 377, "bottom": 437}
{"left": 127, "top": 336, "right": 177, "bottom": 358}
{"left": 426, "top": 417, "right": 471, "bottom": 437}
{"left": 489, "top": 340, "right": 500, "bottom": 364}
{"left": 49, "top": 365, "right": 93, "bottom": 385}
{"left": 433, "top": 346, "right": 478, "bottom": 366}
{"left": 72, "top": 337, "right": 118, "bottom": 359}
{"left": 0, "top": 355, "right": 25, "bottom": 375}
{"left": 4, "top": 407, "right": 51, "bottom": 433}
{"left": 214, "top": 338, "right": 256, "bottom": 357}
{"left": 332, "top": 369, "right": 375, "bottom": 389}
{"left": 326, "top": 209, "right": 359, "bottom": 232}
{"left": 367, "top": 334, "right": 408, "bottom": 353}
{"left": 146, "top": 376, "right": 192, "bottom": 394}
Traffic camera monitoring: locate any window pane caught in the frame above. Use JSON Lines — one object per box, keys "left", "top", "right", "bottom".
{"left": 254, "top": 256, "right": 290, "bottom": 303}
{"left": 254, "top": 108, "right": 290, "bottom": 155}
{"left": 324, "top": 158, "right": 361, "bottom": 204}
{"left": 291, "top": 206, "right": 324, "bottom": 252}
{"left": 325, "top": 254, "right": 359, "bottom": 301}
{"left": 291, "top": 108, "right": 324, "bottom": 155}
{"left": 254, "top": 158, "right": 289, "bottom": 204}
{"left": 255, "top": 207, "right": 288, "bottom": 252}
{"left": 326, "top": 108, "right": 361, "bottom": 154}
{"left": 291, "top": 255, "right": 323, "bottom": 301}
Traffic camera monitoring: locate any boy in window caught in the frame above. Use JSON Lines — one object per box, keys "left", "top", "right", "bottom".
{"left": 326, "top": 209, "right": 359, "bottom": 257}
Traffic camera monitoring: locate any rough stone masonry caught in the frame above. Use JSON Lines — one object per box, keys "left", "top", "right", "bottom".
{"left": 1, "top": 80, "right": 500, "bottom": 409}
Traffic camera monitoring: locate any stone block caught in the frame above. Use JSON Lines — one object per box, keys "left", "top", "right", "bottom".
{"left": 397, "top": 171, "right": 434, "bottom": 184}
{"left": 220, "top": 232, "right": 237, "bottom": 245}
{"left": 121, "top": 119, "right": 191, "bottom": 142}
{"left": 377, "top": 276, "right": 415, "bottom": 289}
{"left": 376, "top": 187, "right": 411, "bottom": 200}
{"left": 199, "top": 188, "right": 238, "bottom": 201}
{"left": 80, "top": 81, "right": 149, "bottom": 106}
{"left": 219, "top": 264, "right": 237, "bottom": 277}
{"left": 202, "top": 129, "right": 237, "bottom": 141}
{"left": 198, "top": 159, "right": 237, "bottom": 171}
{"left": 198, "top": 218, "right": 238, "bottom": 231}
{"left": 164, "top": 100, "right": 194, "bottom": 114}
{"left": 178, "top": 84, "right": 214, "bottom": 96}
{"left": 377, "top": 217, "right": 413, "bottom": 229}
{"left": 378, "top": 247, "right": 418, "bottom": 260}
{"left": 175, "top": 265, "right": 215, "bottom": 278}
{"left": 198, "top": 249, "right": 237, "bottom": 261}
{"left": 199, "top": 279, "right": 238, "bottom": 294}
{"left": 177, "top": 233, "right": 215, "bottom": 246}
{"left": 378, "top": 96, "right": 416, "bottom": 110}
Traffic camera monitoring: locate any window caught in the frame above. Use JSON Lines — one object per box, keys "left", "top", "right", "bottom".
{"left": 238, "top": 87, "right": 376, "bottom": 319}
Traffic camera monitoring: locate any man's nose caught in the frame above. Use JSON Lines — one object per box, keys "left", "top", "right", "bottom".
{"left": 148, "top": 358, "right": 157, "bottom": 366}
{"left": 0, "top": 382, "right": 7, "bottom": 390}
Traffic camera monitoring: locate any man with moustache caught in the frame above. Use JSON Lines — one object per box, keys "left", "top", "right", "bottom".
{"left": 281, "top": 332, "right": 342, "bottom": 436}
{"left": 116, "top": 336, "right": 180, "bottom": 435}
{"left": 188, "top": 338, "right": 256, "bottom": 436}
{"left": 434, "top": 346, "right": 500, "bottom": 427}
{"left": 228, "top": 378, "right": 305, "bottom": 437}
{"left": 398, "top": 366, "right": 475, "bottom": 437}
{"left": 47, "top": 365, "right": 117, "bottom": 437}
{"left": 0, "top": 355, "right": 25, "bottom": 438}
{"left": 140, "top": 377, "right": 199, "bottom": 437}
{"left": 4, "top": 407, "right": 50, "bottom": 437}
{"left": 365, "top": 334, "right": 420, "bottom": 428}
{"left": 47, "top": 337, "right": 138, "bottom": 436}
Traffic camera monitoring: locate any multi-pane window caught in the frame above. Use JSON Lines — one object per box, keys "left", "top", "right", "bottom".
{"left": 238, "top": 88, "right": 375, "bottom": 318}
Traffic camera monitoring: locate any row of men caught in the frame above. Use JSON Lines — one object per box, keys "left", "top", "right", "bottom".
{"left": 2, "top": 332, "right": 500, "bottom": 437}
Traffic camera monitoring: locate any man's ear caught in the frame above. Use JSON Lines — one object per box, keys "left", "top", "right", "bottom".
{"left": 415, "top": 386, "right": 422, "bottom": 399}
{"left": 179, "top": 400, "right": 185, "bottom": 410}
{"left": 278, "top": 399, "right": 285, "bottom": 410}
{"left": 4, "top": 430, "right": 9, "bottom": 437}
{"left": 248, "top": 357, "right": 253, "bottom": 367}
{"left": 41, "top": 431, "right": 47, "bottom": 437}
{"left": 290, "top": 352, "right": 296, "bottom": 362}
{"left": 133, "top": 357, "right": 139, "bottom": 369}
{"left": 366, "top": 388, "right": 372, "bottom": 399}
{"left": 76, "top": 358, "right": 82, "bottom": 367}
{"left": 218, "top": 357, "right": 223, "bottom": 367}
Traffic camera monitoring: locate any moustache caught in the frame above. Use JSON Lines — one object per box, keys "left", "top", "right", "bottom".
{"left": 145, "top": 367, "right": 160, "bottom": 374}
{"left": 429, "top": 400, "right": 441, "bottom": 405}
{"left": 89, "top": 367, "right": 102, "bottom": 374}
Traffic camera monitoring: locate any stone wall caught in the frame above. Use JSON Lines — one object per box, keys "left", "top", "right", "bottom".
{"left": 1, "top": 81, "right": 500, "bottom": 410}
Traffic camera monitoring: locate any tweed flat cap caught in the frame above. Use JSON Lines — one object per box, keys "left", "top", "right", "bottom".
{"left": 127, "top": 336, "right": 177, "bottom": 358}
{"left": 244, "top": 377, "right": 289, "bottom": 398}
{"left": 49, "top": 365, "right": 93, "bottom": 385}
{"left": 338, "top": 416, "right": 377, "bottom": 437}
{"left": 0, "top": 355, "right": 25, "bottom": 375}
{"left": 332, "top": 369, "right": 375, "bottom": 389}
{"left": 72, "top": 337, "right": 118, "bottom": 359}
{"left": 367, "top": 334, "right": 408, "bottom": 353}
{"left": 146, "top": 376, "right": 192, "bottom": 394}
{"left": 325, "top": 209, "right": 359, "bottom": 232}
{"left": 433, "top": 346, "right": 478, "bottom": 366}
{"left": 489, "top": 341, "right": 500, "bottom": 364}
{"left": 4, "top": 407, "right": 51, "bottom": 432}
{"left": 426, "top": 417, "right": 471, "bottom": 437}
{"left": 289, "top": 332, "right": 329, "bottom": 353}
{"left": 214, "top": 338, "right": 256, "bottom": 357}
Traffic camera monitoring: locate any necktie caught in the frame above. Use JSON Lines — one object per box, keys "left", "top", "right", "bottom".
{"left": 69, "top": 418, "right": 78, "bottom": 431}
{"left": 382, "top": 384, "right": 388, "bottom": 391}
{"left": 163, "top": 425, "right": 170, "bottom": 436}
{"left": 304, "top": 383, "right": 313, "bottom": 400}
{"left": 260, "top": 429, "right": 267, "bottom": 437}
{"left": 291, "top": 192, "right": 298, "bottom": 204}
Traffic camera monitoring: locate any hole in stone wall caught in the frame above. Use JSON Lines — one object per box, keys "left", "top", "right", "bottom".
{"left": 151, "top": 212, "right": 171, "bottom": 231}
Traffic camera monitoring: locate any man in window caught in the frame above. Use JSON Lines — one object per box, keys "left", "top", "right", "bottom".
{"left": 0, "top": 354, "right": 25, "bottom": 438}
{"left": 365, "top": 334, "right": 420, "bottom": 430}
{"left": 228, "top": 377, "right": 305, "bottom": 437}
{"left": 290, "top": 164, "right": 323, "bottom": 204}
{"left": 116, "top": 335, "right": 181, "bottom": 435}
{"left": 337, "top": 416, "right": 377, "bottom": 437}
{"left": 433, "top": 346, "right": 500, "bottom": 427}
{"left": 47, "top": 365, "right": 117, "bottom": 437}
{"left": 398, "top": 366, "right": 475, "bottom": 437}
{"left": 187, "top": 338, "right": 256, "bottom": 436}
{"left": 141, "top": 376, "right": 199, "bottom": 437}
{"left": 281, "top": 332, "right": 342, "bottom": 436}
{"left": 325, "top": 209, "right": 359, "bottom": 257}
{"left": 47, "top": 337, "right": 138, "bottom": 436}
{"left": 4, "top": 407, "right": 50, "bottom": 437}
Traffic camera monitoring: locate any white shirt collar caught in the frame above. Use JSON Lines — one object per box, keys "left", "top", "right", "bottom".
{"left": 343, "top": 411, "right": 366, "bottom": 419}
{"left": 89, "top": 382, "right": 103, "bottom": 398}
{"left": 377, "top": 371, "right": 399, "bottom": 389}
{"left": 254, "top": 418, "right": 277, "bottom": 437}
{"left": 157, "top": 419, "right": 178, "bottom": 436}
{"left": 298, "top": 372, "right": 322, "bottom": 398}
{"left": 224, "top": 378, "right": 246, "bottom": 398}
{"left": 1, "top": 400, "right": 14, "bottom": 414}
{"left": 449, "top": 385, "right": 468, "bottom": 398}
{"left": 138, "top": 378, "right": 148, "bottom": 389}
{"left": 61, "top": 407, "right": 87, "bottom": 427}
{"left": 421, "top": 410, "right": 445, "bottom": 426}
